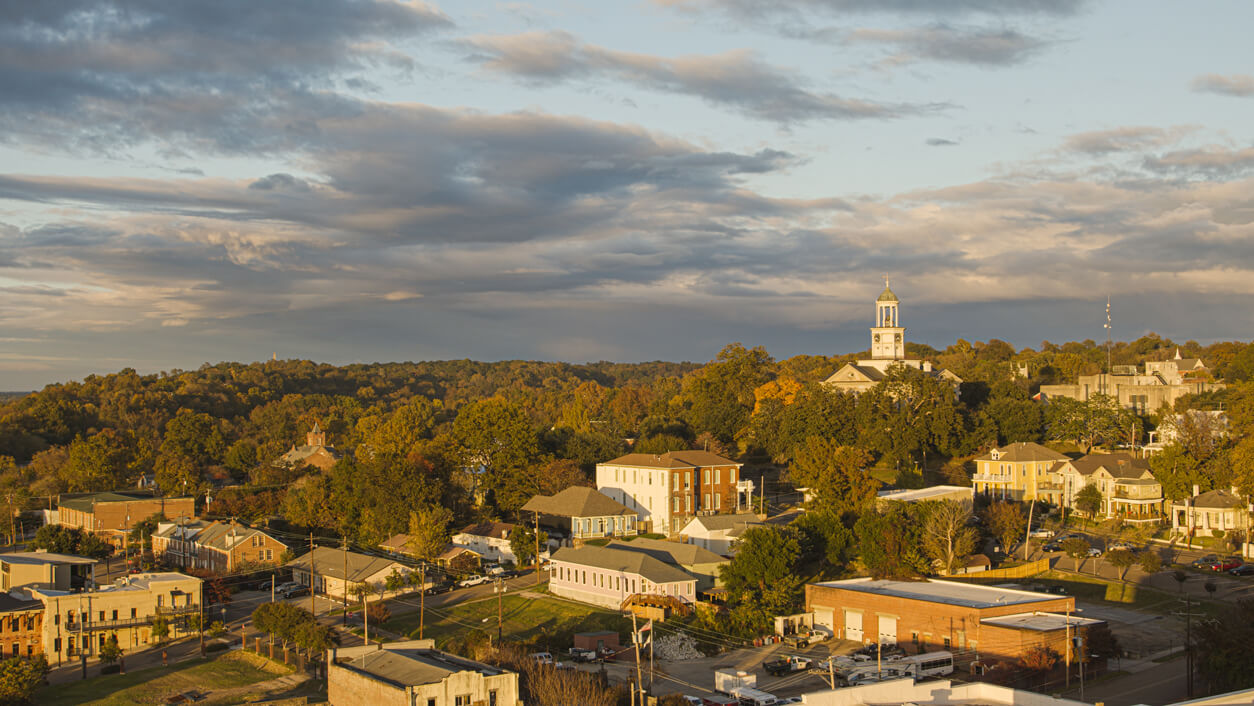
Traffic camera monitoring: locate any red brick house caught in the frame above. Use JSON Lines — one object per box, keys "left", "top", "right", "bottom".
{"left": 56, "top": 491, "right": 195, "bottom": 547}
{"left": 152, "top": 520, "right": 287, "bottom": 573}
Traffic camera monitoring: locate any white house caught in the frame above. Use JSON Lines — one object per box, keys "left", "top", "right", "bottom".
{"left": 549, "top": 544, "right": 697, "bottom": 610}
{"left": 452, "top": 521, "right": 548, "bottom": 566}
{"left": 678, "top": 513, "right": 762, "bottom": 556}
{"left": 595, "top": 450, "right": 743, "bottom": 536}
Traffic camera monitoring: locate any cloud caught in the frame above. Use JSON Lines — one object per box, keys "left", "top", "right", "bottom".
{"left": 1142, "top": 146, "right": 1254, "bottom": 180}
{"left": 654, "top": 0, "right": 1087, "bottom": 17}
{"left": 926, "top": 138, "right": 959, "bottom": 147}
{"left": 850, "top": 25, "right": 1049, "bottom": 66}
{"left": 0, "top": 0, "right": 451, "bottom": 155}
{"left": 1061, "top": 127, "right": 1183, "bottom": 155}
{"left": 462, "top": 31, "right": 937, "bottom": 124}
{"left": 1190, "top": 74, "right": 1254, "bottom": 98}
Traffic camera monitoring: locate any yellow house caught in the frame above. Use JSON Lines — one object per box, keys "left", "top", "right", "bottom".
{"left": 1052, "top": 453, "right": 1163, "bottom": 523}
{"left": 972, "top": 442, "right": 1070, "bottom": 502}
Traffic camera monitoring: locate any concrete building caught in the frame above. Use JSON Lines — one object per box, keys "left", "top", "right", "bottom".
{"left": 151, "top": 520, "right": 288, "bottom": 573}
{"left": 798, "top": 678, "right": 1092, "bottom": 706}
{"left": 678, "top": 512, "right": 762, "bottom": 556}
{"left": 804, "top": 578, "right": 1100, "bottom": 663}
{"left": 286, "top": 547, "right": 413, "bottom": 603}
{"left": 596, "top": 450, "right": 744, "bottom": 536}
{"left": 520, "top": 486, "right": 638, "bottom": 545}
{"left": 1170, "top": 488, "right": 1251, "bottom": 538}
{"left": 0, "top": 552, "right": 96, "bottom": 592}
{"left": 875, "top": 486, "right": 974, "bottom": 507}
{"left": 31, "top": 572, "right": 203, "bottom": 665}
{"left": 273, "top": 422, "right": 342, "bottom": 472}
{"left": 823, "top": 281, "right": 962, "bottom": 395}
{"left": 55, "top": 491, "right": 195, "bottom": 547}
{"left": 1038, "top": 350, "right": 1223, "bottom": 413}
{"left": 328, "top": 641, "right": 520, "bottom": 706}
{"left": 0, "top": 593, "right": 44, "bottom": 659}
{"left": 971, "top": 442, "right": 1070, "bottom": 502}
{"left": 549, "top": 544, "right": 697, "bottom": 611}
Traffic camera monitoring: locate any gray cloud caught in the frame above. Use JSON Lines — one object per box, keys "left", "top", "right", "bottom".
{"left": 1062, "top": 127, "right": 1180, "bottom": 155}
{"left": 850, "top": 25, "right": 1049, "bottom": 66}
{"left": 0, "top": 0, "right": 450, "bottom": 155}
{"left": 1142, "top": 146, "right": 1254, "bottom": 180}
{"left": 1190, "top": 74, "right": 1254, "bottom": 98}
{"left": 926, "top": 138, "right": 959, "bottom": 146}
{"left": 462, "top": 31, "right": 936, "bottom": 123}
{"left": 654, "top": 0, "right": 1086, "bottom": 17}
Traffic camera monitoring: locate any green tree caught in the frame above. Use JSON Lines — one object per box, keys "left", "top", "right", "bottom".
{"left": 854, "top": 365, "right": 967, "bottom": 470}
{"left": 452, "top": 398, "right": 540, "bottom": 510}
{"left": 678, "top": 343, "right": 775, "bottom": 444}
{"left": 99, "top": 635, "right": 123, "bottom": 665}
{"left": 0, "top": 654, "right": 49, "bottom": 705}
{"left": 920, "top": 500, "right": 977, "bottom": 575}
{"left": 1046, "top": 394, "right": 1140, "bottom": 452}
{"left": 1149, "top": 442, "right": 1206, "bottom": 501}
{"left": 368, "top": 397, "right": 441, "bottom": 458}
{"left": 1106, "top": 548, "right": 1136, "bottom": 580}
{"left": 151, "top": 615, "right": 170, "bottom": 642}
{"left": 792, "top": 509, "right": 855, "bottom": 575}
{"left": 508, "top": 524, "right": 547, "bottom": 568}
{"left": 719, "top": 526, "right": 803, "bottom": 630}
{"left": 62, "top": 430, "right": 133, "bottom": 492}
{"left": 1137, "top": 549, "right": 1162, "bottom": 574}
{"left": 1195, "top": 599, "right": 1254, "bottom": 692}
{"left": 985, "top": 501, "right": 1026, "bottom": 553}
{"left": 128, "top": 513, "right": 166, "bottom": 552}
{"left": 1074, "top": 484, "right": 1104, "bottom": 520}
{"left": 984, "top": 396, "right": 1045, "bottom": 444}
{"left": 787, "top": 438, "right": 877, "bottom": 518}
{"left": 854, "top": 504, "right": 929, "bottom": 579}
{"left": 406, "top": 506, "right": 454, "bottom": 561}
{"left": 1062, "top": 537, "right": 1091, "bottom": 571}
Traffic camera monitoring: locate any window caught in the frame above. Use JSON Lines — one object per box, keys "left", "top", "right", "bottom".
{"left": 685, "top": 495, "right": 691, "bottom": 512}
{"left": 131, "top": 609, "right": 137, "bottom": 619}
{"left": 685, "top": 471, "right": 691, "bottom": 488}
{"left": 714, "top": 494, "right": 721, "bottom": 510}
{"left": 490, "top": 689, "right": 498, "bottom": 706}
{"left": 428, "top": 699, "right": 436, "bottom": 706}
{"left": 729, "top": 469, "right": 736, "bottom": 483}
{"left": 456, "top": 695, "right": 471, "bottom": 706}
{"left": 112, "top": 610, "right": 118, "bottom": 621}
{"left": 714, "top": 468, "right": 720, "bottom": 484}
{"left": 99, "top": 611, "right": 105, "bottom": 622}
{"left": 672, "top": 472, "right": 679, "bottom": 488}
{"left": 673, "top": 497, "right": 680, "bottom": 512}
{"left": 703, "top": 494, "right": 710, "bottom": 509}
{"left": 704, "top": 469, "right": 710, "bottom": 484}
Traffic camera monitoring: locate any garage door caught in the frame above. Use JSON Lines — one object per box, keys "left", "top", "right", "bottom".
{"left": 813, "top": 607, "right": 835, "bottom": 633}
{"left": 877, "top": 615, "right": 897, "bottom": 645}
{"left": 844, "top": 610, "right": 863, "bottom": 642}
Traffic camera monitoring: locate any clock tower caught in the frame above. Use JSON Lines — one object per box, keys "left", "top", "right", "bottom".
{"left": 870, "top": 278, "right": 905, "bottom": 360}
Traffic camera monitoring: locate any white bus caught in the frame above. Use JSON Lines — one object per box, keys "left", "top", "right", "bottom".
{"left": 729, "top": 685, "right": 778, "bottom": 706}
{"left": 903, "top": 651, "right": 954, "bottom": 679}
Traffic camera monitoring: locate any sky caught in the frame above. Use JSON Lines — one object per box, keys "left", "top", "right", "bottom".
{"left": 1, "top": 0, "right": 1253, "bottom": 389}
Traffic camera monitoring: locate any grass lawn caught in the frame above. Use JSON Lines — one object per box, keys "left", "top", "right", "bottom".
{"left": 386, "top": 593, "right": 629, "bottom": 652}
{"left": 1032, "top": 572, "right": 1225, "bottom": 617}
{"left": 40, "top": 651, "right": 293, "bottom": 706}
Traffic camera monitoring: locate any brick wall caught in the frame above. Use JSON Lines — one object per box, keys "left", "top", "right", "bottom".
{"left": 0, "top": 610, "right": 42, "bottom": 659}
{"left": 93, "top": 498, "right": 195, "bottom": 534}
{"left": 805, "top": 584, "right": 1074, "bottom": 662}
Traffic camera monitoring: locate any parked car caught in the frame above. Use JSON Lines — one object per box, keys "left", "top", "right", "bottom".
{"left": 568, "top": 648, "right": 598, "bottom": 663}
{"left": 1041, "top": 542, "right": 1063, "bottom": 552}
{"left": 1029, "top": 528, "right": 1054, "bottom": 539}
{"left": 530, "top": 652, "right": 554, "bottom": 665}
{"left": 1086, "top": 547, "right": 1103, "bottom": 558}
{"left": 279, "top": 584, "right": 308, "bottom": 599}
{"left": 1228, "top": 564, "right": 1254, "bottom": 576}
{"left": 1108, "top": 541, "right": 1136, "bottom": 552}
{"left": 764, "top": 655, "right": 812, "bottom": 676}
{"left": 783, "top": 631, "right": 818, "bottom": 648}
{"left": 1209, "top": 557, "right": 1242, "bottom": 572}
{"left": 1190, "top": 555, "right": 1220, "bottom": 569}
{"left": 457, "top": 574, "right": 490, "bottom": 588}
{"left": 423, "top": 582, "right": 453, "bottom": 595}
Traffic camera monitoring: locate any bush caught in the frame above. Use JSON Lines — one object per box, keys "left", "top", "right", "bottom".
{"left": 206, "top": 642, "right": 230, "bottom": 653}
{"left": 1212, "top": 529, "right": 1226, "bottom": 539}
{"left": 100, "top": 663, "right": 121, "bottom": 675}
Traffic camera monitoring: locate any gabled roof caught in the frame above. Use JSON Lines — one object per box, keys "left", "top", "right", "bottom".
{"left": 681, "top": 513, "right": 761, "bottom": 534}
{"left": 1054, "top": 452, "right": 1151, "bottom": 480}
{"left": 380, "top": 533, "right": 412, "bottom": 554}
{"left": 275, "top": 444, "right": 341, "bottom": 466}
{"left": 606, "top": 537, "right": 726, "bottom": 566}
{"left": 0, "top": 551, "right": 96, "bottom": 567}
{"left": 520, "top": 487, "right": 635, "bottom": 518}
{"left": 58, "top": 491, "right": 167, "bottom": 513}
{"left": 193, "top": 522, "right": 285, "bottom": 552}
{"left": 1186, "top": 488, "right": 1245, "bottom": 509}
{"left": 976, "top": 442, "right": 1069, "bottom": 464}
{"left": 456, "top": 522, "right": 515, "bottom": 540}
{"left": 827, "top": 364, "right": 885, "bottom": 384}
{"left": 551, "top": 545, "right": 695, "bottom": 584}
{"left": 345, "top": 647, "right": 505, "bottom": 687}
{"left": 601, "top": 450, "right": 740, "bottom": 469}
{"left": 285, "top": 547, "right": 406, "bottom": 583}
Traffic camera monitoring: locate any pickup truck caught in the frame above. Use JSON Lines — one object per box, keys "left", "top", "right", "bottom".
{"left": 764, "top": 655, "right": 812, "bottom": 676}
{"left": 783, "top": 631, "right": 818, "bottom": 648}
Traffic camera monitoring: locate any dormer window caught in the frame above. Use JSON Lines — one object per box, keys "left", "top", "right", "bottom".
{"left": 990, "top": 450, "right": 1001, "bottom": 460}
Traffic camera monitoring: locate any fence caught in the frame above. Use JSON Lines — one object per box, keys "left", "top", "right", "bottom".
{"left": 953, "top": 558, "right": 1051, "bottom": 581}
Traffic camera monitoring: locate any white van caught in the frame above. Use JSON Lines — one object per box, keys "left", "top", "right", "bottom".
{"left": 729, "top": 685, "right": 777, "bottom": 706}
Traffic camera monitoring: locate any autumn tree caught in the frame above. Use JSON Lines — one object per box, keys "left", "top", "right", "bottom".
{"left": 407, "top": 506, "right": 454, "bottom": 561}
{"left": 1106, "top": 548, "right": 1136, "bottom": 580}
{"left": 1046, "top": 394, "right": 1139, "bottom": 452}
{"left": 1062, "top": 537, "right": 1091, "bottom": 571}
{"left": 677, "top": 343, "right": 775, "bottom": 444}
{"left": 1074, "top": 484, "right": 1104, "bottom": 520}
{"left": 452, "top": 398, "right": 541, "bottom": 511}
{"left": 0, "top": 654, "right": 49, "bottom": 705}
{"left": 855, "top": 503, "right": 929, "bottom": 579}
{"left": 920, "top": 500, "right": 978, "bottom": 575}
{"left": 985, "top": 501, "right": 1026, "bottom": 553}
{"left": 787, "top": 438, "right": 876, "bottom": 518}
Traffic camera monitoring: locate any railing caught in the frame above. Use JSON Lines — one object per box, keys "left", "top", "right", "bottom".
{"left": 1113, "top": 489, "right": 1162, "bottom": 500}
{"left": 972, "top": 474, "right": 1012, "bottom": 484}
{"left": 71, "top": 606, "right": 199, "bottom": 632}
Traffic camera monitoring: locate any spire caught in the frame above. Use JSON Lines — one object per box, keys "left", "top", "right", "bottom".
{"left": 1175, "top": 347, "right": 1182, "bottom": 360}
{"left": 877, "top": 274, "right": 899, "bottom": 302}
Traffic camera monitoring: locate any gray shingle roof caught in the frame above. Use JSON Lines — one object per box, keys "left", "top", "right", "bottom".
{"left": 520, "top": 487, "right": 635, "bottom": 518}
{"left": 606, "top": 537, "right": 726, "bottom": 566}
{"left": 285, "top": 547, "right": 406, "bottom": 583}
{"left": 976, "top": 442, "right": 1070, "bottom": 464}
{"left": 551, "top": 545, "right": 695, "bottom": 584}
{"left": 602, "top": 450, "right": 740, "bottom": 469}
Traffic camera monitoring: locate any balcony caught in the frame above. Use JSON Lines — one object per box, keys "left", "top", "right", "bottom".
{"left": 972, "top": 473, "right": 1012, "bottom": 484}
{"left": 70, "top": 606, "right": 200, "bottom": 633}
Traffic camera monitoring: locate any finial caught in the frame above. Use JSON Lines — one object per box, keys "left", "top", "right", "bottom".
{"left": 883, "top": 274, "right": 890, "bottom": 288}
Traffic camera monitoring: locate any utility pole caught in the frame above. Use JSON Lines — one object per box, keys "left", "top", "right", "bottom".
{"left": 1077, "top": 633, "right": 1086, "bottom": 702}
{"left": 632, "top": 612, "right": 643, "bottom": 706}
{"left": 1023, "top": 499, "right": 1035, "bottom": 562}
{"left": 309, "top": 533, "right": 316, "bottom": 616}
{"left": 270, "top": 574, "right": 275, "bottom": 603}
{"left": 363, "top": 586, "right": 369, "bottom": 645}
{"left": 1065, "top": 606, "right": 1071, "bottom": 687}
{"left": 419, "top": 565, "right": 426, "bottom": 639}
{"left": 341, "top": 536, "right": 348, "bottom": 627}
{"left": 494, "top": 577, "right": 504, "bottom": 644}
{"left": 534, "top": 511, "right": 542, "bottom": 587}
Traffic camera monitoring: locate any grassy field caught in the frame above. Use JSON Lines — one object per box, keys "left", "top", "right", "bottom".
{"left": 385, "top": 593, "right": 630, "bottom": 653}
{"left": 40, "top": 651, "right": 294, "bottom": 706}
{"left": 1032, "top": 572, "right": 1225, "bottom": 617}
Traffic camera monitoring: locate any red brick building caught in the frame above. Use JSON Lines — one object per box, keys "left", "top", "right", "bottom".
{"left": 0, "top": 594, "right": 43, "bottom": 659}
{"left": 56, "top": 492, "right": 195, "bottom": 547}
{"left": 805, "top": 578, "right": 1103, "bottom": 663}
{"left": 151, "top": 520, "right": 287, "bottom": 573}
{"left": 597, "top": 451, "right": 744, "bottom": 536}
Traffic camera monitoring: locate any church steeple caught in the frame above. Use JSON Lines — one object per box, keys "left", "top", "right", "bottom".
{"left": 870, "top": 276, "right": 905, "bottom": 360}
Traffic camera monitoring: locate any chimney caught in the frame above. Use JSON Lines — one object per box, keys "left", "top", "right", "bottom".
{"left": 1193, "top": 484, "right": 1200, "bottom": 498}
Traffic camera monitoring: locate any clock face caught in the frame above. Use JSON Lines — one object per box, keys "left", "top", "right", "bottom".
{"left": 895, "top": 334, "right": 902, "bottom": 343}
{"left": 873, "top": 334, "right": 880, "bottom": 343}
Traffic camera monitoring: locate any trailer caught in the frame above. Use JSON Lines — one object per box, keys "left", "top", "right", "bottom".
{"left": 714, "top": 668, "right": 757, "bottom": 694}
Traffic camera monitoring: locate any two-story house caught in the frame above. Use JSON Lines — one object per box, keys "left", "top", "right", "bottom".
{"left": 1052, "top": 453, "right": 1163, "bottom": 523}
{"left": 151, "top": 520, "right": 288, "bottom": 573}
{"left": 596, "top": 451, "right": 743, "bottom": 536}
{"left": 520, "top": 486, "right": 637, "bottom": 546}
{"left": 971, "top": 442, "right": 1071, "bottom": 502}
{"left": 452, "top": 522, "right": 523, "bottom": 565}
{"left": 55, "top": 491, "right": 195, "bottom": 548}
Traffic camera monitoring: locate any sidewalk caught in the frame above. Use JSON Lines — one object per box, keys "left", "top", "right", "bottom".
{"left": 46, "top": 636, "right": 205, "bottom": 685}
